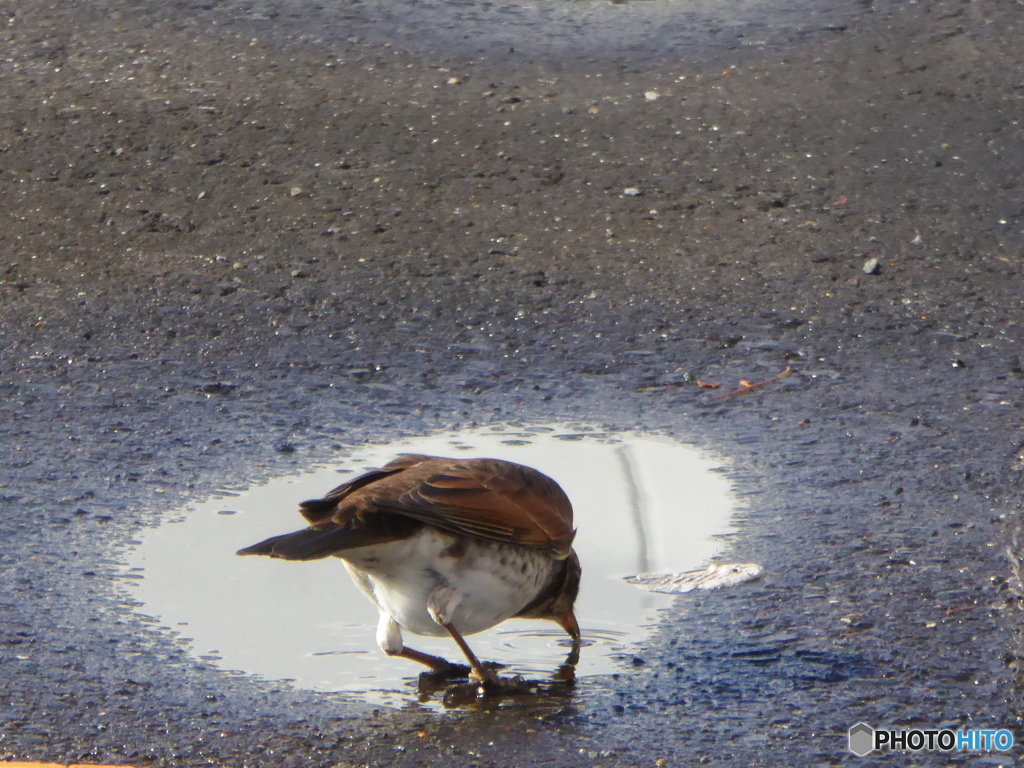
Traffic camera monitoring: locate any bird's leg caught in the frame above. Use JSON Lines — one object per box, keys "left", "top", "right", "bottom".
{"left": 392, "top": 646, "right": 461, "bottom": 673}
{"left": 427, "top": 586, "right": 500, "bottom": 688}
{"left": 440, "top": 621, "right": 499, "bottom": 688}
{"left": 376, "top": 612, "right": 470, "bottom": 678}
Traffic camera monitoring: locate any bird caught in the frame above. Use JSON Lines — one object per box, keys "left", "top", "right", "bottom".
{"left": 236, "top": 454, "right": 582, "bottom": 691}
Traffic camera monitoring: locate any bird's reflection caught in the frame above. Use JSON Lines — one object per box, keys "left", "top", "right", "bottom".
{"left": 415, "top": 650, "right": 578, "bottom": 709}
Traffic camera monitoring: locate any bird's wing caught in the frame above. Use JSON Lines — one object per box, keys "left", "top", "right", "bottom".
{"left": 238, "top": 455, "right": 437, "bottom": 559}
{"left": 297, "top": 454, "right": 434, "bottom": 523}
{"left": 238, "top": 455, "right": 576, "bottom": 560}
{"left": 369, "top": 458, "right": 576, "bottom": 558}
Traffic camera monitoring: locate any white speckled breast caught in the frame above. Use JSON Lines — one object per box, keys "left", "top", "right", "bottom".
{"left": 339, "top": 527, "right": 553, "bottom": 637}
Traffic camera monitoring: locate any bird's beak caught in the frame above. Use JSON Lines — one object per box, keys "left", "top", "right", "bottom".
{"left": 559, "top": 609, "right": 581, "bottom": 642}
{"left": 558, "top": 609, "right": 581, "bottom": 666}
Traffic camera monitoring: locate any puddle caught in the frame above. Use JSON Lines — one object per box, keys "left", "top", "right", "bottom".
{"left": 205, "top": 0, "right": 861, "bottom": 62}
{"left": 124, "top": 427, "right": 737, "bottom": 707}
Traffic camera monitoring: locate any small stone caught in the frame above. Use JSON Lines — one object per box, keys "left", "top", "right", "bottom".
{"left": 447, "top": 76, "right": 461, "bottom": 85}
{"left": 862, "top": 257, "right": 881, "bottom": 275}
{"left": 623, "top": 187, "right": 642, "bottom": 196}
{"left": 290, "top": 186, "right": 303, "bottom": 197}
{"left": 644, "top": 90, "right": 660, "bottom": 101}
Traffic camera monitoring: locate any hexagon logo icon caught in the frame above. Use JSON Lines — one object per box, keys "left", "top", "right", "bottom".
{"left": 849, "top": 722, "right": 875, "bottom": 756}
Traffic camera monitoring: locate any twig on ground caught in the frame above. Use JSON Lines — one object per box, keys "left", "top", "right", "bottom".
{"left": 707, "top": 365, "right": 793, "bottom": 401}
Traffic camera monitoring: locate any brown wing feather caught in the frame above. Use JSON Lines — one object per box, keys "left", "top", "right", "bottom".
{"left": 366, "top": 457, "right": 576, "bottom": 557}
{"left": 298, "top": 454, "right": 434, "bottom": 523}
{"left": 243, "top": 455, "right": 576, "bottom": 560}
{"left": 239, "top": 455, "right": 441, "bottom": 558}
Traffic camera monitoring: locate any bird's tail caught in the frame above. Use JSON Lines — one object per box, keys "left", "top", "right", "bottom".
{"left": 236, "top": 528, "right": 352, "bottom": 561}
{"left": 236, "top": 517, "right": 417, "bottom": 561}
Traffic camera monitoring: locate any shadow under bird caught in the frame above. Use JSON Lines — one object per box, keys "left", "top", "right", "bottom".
{"left": 237, "top": 454, "right": 582, "bottom": 692}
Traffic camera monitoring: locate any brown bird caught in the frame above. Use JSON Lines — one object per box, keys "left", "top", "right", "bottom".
{"left": 237, "top": 454, "right": 581, "bottom": 690}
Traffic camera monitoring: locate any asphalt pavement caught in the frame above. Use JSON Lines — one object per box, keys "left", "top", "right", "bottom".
{"left": 1, "top": 0, "right": 1022, "bottom": 765}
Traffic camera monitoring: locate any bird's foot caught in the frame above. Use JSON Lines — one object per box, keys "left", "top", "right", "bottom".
{"left": 418, "top": 660, "right": 504, "bottom": 688}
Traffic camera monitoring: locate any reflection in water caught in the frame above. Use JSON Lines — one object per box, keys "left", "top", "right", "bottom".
{"left": 226, "top": 0, "right": 862, "bottom": 64}
{"left": 616, "top": 444, "right": 651, "bottom": 575}
{"left": 124, "top": 427, "right": 736, "bottom": 708}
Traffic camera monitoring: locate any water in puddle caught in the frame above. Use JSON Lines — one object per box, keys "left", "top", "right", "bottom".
{"left": 124, "top": 427, "right": 736, "bottom": 707}
{"left": 224, "top": 0, "right": 861, "bottom": 62}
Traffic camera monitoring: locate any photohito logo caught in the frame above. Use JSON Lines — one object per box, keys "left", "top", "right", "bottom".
{"left": 848, "top": 723, "right": 1015, "bottom": 756}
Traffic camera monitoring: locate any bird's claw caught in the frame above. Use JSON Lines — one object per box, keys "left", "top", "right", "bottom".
{"left": 417, "top": 660, "right": 507, "bottom": 698}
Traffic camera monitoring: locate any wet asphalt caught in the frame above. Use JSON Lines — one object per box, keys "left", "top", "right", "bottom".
{"left": 2, "top": 0, "right": 1023, "bottom": 765}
